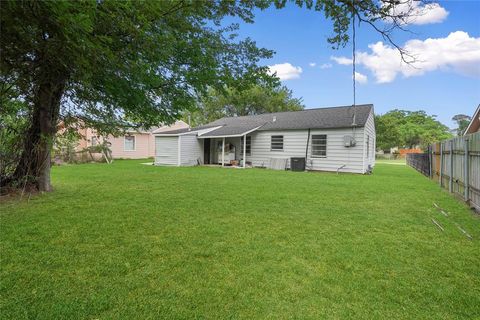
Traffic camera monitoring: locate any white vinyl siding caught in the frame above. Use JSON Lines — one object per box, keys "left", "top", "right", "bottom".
{"left": 155, "top": 136, "right": 178, "bottom": 165}
{"left": 246, "top": 128, "right": 366, "bottom": 173}
{"left": 311, "top": 134, "right": 327, "bottom": 158}
{"left": 366, "top": 135, "right": 370, "bottom": 158}
{"left": 124, "top": 136, "right": 135, "bottom": 151}
{"left": 363, "top": 111, "right": 376, "bottom": 171}
{"left": 180, "top": 134, "right": 204, "bottom": 166}
{"left": 271, "top": 135, "right": 284, "bottom": 151}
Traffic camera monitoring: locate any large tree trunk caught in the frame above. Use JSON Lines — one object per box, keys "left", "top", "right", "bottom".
{"left": 12, "top": 74, "right": 67, "bottom": 192}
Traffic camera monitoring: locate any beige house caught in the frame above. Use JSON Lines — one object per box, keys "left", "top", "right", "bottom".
{"left": 75, "top": 120, "right": 189, "bottom": 159}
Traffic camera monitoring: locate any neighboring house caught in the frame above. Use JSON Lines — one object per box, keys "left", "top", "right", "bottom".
{"left": 464, "top": 104, "right": 480, "bottom": 135}
{"left": 154, "top": 104, "right": 375, "bottom": 174}
{"left": 71, "top": 120, "right": 189, "bottom": 159}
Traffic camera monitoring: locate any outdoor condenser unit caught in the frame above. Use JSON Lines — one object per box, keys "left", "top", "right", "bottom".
{"left": 290, "top": 157, "right": 306, "bottom": 172}
{"left": 344, "top": 135, "right": 356, "bottom": 147}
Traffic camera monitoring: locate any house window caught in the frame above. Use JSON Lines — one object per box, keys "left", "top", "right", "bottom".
{"left": 124, "top": 135, "right": 135, "bottom": 151}
{"left": 240, "top": 136, "right": 251, "bottom": 155}
{"left": 271, "top": 135, "right": 283, "bottom": 151}
{"left": 91, "top": 136, "right": 98, "bottom": 146}
{"left": 311, "top": 135, "right": 327, "bottom": 157}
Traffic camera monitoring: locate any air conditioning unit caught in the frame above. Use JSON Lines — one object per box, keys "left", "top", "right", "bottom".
{"left": 344, "top": 135, "right": 356, "bottom": 147}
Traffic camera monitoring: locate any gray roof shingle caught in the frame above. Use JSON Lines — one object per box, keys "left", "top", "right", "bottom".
{"left": 199, "top": 124, "right": 263, "bottom": 137}
{"left": 157, "top": 104, "right": 373, "bottom": 136}
{"left": 154, "top": 124, "right": 216, "bottom": 135}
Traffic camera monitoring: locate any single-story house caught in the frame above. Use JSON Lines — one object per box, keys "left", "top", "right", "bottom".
{"left": 464, "top": 104, "right": 480, "bottom": 135}
{"left": 154, "top": 104, "right": 375, "bottom": 174}
{"left": 69, "top": 120, "right": 189, "bottom": 159}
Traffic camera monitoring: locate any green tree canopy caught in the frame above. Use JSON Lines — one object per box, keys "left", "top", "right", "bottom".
{"left": 189, "top": 84, "right": 304, "bottom": 126}
{"left": 1, "top": 0, "right": 275, "bottom": 191}
{"left": 375, "top": 114, "right": 401, "bottom": 152}
{"left": 376, "top": 109, "right": 452, "bottom": 151}
{"left": 1, "top": 0, "right": 425, "bottom": 191}
{"left": 452, "top": 114, "right": 471, "bottom": 136}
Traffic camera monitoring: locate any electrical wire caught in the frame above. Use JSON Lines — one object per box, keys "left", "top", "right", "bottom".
{"left": 352, "top": 0, "right": 357, "bottom": 127}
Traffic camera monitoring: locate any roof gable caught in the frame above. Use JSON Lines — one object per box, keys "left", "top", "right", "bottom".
{"left": 464, "top": 104, "right": 480, "bottom": 135}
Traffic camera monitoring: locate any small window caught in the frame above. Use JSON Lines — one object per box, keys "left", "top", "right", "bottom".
{"left": 91, "top": 136, "right": 98, "bottom": 146}
{"left": 124, "top": 135, "right": 135, "bottom": 151}
{"left": 311, "top": 135, "right": 327, "bottom": 157}
{"left": 271, "top": 135, "right": 283, "bottom": 151}
{"left": 240, "top": 136, "right": 251, "bottom": 155}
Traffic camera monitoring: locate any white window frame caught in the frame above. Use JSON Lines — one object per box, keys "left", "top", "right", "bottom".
{"left": 311, "top": 134, "right": 327, "bottom": 158}
{"left": 91, "top": 136, "right": 98, "bottom": 146}
{"left": 240, "top": 135, "right": 252, "bottom": 156}
{"left": 271, "top": 135, "right": 284, "bottom": 151}
{"left": 124, "top": 135, "right": 136, "bottom": 151}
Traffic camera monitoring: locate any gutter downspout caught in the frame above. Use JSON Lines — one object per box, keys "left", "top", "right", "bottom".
{"left": 305, "top": 128, "right": 311, "bottom": 169}
{"left": 336, "top": 164, "right": 346, "bottom": 174}
{"left": 177, "top": 135, "right": 181, "bottom": 166}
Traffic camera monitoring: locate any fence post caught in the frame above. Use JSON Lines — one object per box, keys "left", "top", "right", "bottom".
{"left": 439, "top": 142, "right": 443, "bottom": 187}
{"left": 449, "top": 140, "right": 454, "bottom": 193}
{"left": 429, "top": 145, "right": 432, "bottom": 179}
{"left": 464, "top": 138, "right": 469, "bottom": 202}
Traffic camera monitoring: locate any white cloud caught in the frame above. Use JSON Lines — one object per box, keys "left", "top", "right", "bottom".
{"left": 268, "top": 63, "right": 303, "bottom": 80}
{"left": 319, "top": 63, "right": 332, "bottom": 69}
{"left": 354, "top": 72, "right": 368, "bottom": 84}
{"left": 386, "top": 1, "right": 449, "bottom": 25}
{"left": 309, "top": 62, "right": 316, "bottom": 67}
{"left": 332, "top": 31, "right": 480, "bottom": 83}
{"left": 330, "top": 56, "right": 352, "bottom": 65}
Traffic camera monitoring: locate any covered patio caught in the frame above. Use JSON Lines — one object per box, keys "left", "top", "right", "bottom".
{"left": 198, "top": 126, "right": 259, "bottom": 168}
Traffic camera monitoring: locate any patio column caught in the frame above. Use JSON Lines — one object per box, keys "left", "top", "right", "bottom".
{"left": 243, "top": 134, "right": 246, "bottom": 168}
{"left": 222, "top": 137, "right": 225, "bottom": 167}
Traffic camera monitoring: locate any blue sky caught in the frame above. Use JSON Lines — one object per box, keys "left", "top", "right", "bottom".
{"left": 228, "top": 1, "right": 480, "bottom": 128}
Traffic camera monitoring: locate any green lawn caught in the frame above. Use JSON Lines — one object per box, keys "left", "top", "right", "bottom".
{"left": 1, "top": 160, "right": 479, "bottom": 319}
{"left": 375, "top": 158, "right": 406, "bottom": 165}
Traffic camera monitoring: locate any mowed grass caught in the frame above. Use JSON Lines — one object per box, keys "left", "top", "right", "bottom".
{"left": 1, "top": 160, "right": 479, "bottom": 319}
{"left": 375, "top": 158, "right": 406, "bottom": 165}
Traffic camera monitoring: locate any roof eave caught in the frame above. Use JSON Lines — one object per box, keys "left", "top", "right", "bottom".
{"left": 154, "top": 125, "right": 223, "bottom": 137}
{"left": 257, "top": 125, "right": 366, "bottom": 131}
{"left": 198, "top": 125, "right": 263, "bottom": 139}
{"left": 464, "top": 104, "right": 480, "bottom": 135}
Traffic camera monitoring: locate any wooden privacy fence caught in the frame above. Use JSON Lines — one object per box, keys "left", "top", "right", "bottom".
{"left": 406, "top": 132, "right": 480, "bottom": 212}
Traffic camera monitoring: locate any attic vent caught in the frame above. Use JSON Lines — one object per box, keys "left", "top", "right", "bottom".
{"left": 272, "top": 116, "right": 277, "bottom": 122}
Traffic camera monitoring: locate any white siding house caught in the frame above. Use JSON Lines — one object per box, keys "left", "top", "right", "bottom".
{"left": 154, "top": 105, "right": 376, "bottom": 174}
{"left": 363, "top": 111, "right": 376, "bottom": 172}
{"left": 155, "top": 127, "right": 217, "bottom": 166}
{"left": 155, "top": 136, "right": 178, "bottom": 165}
{"left": 180, "top": 134, "right": 204, "bottom": 166}
{"left": 245, "top": 127, "right": 370, "bottom": 173}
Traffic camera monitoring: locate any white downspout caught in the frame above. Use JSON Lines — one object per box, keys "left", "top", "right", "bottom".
{"left": 243, "top": 134, "right": 247, "bottom": 168}
{"left": 177, "top": 136, "right": 181, "bottom": 166}
{"left": 222, "top": 137, "right": 225, "bottom": 167}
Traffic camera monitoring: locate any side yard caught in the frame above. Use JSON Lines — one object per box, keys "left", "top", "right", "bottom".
{"left": 1, "top": 160, "right": 479, "bottom": 319}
